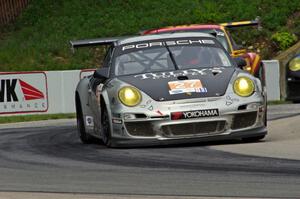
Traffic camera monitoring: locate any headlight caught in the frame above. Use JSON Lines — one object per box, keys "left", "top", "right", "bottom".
{"left": 289, "top": 56, "right": 300, "bottom": 71}
{"left": 233, "top": 76, "right": 255, "bottom": 97}
{"left": 118, "top": 86, "right": 142, "bottom": 107}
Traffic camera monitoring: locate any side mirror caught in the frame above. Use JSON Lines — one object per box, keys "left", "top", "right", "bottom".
{"left": 234, "top": 57, "right": 247, "bottom": 69}
{"left": 93, "top": 67, "right": 109, "bottom": 81}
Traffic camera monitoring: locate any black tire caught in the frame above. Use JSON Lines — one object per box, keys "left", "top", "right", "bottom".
{"left": 264, "top": 105, "right": 267, "bottom": 127}
{"left": 263, "top": 92, "right": 267, "bottom": 127}
{"left": 101, "top": 106, "right": 112, "bottom": 147}
{"left": 264, "top": 111, "right": 267, "bottom": 127}
{"left": 242, "top": 135, "right": 265, "bottom": 143}
{"left": 76, "top": 97, "right": 93, "bottom": 144}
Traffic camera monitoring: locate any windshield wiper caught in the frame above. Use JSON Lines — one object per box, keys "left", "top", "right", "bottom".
{"left": 164, "top": 43, "right": 179, "bottom": 70}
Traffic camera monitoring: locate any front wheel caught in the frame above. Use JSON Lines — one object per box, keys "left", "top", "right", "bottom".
{"left": 101, "top": 107, "right": 112, "bottom": 147}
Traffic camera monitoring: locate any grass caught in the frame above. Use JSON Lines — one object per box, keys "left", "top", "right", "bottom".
{"left": 0, "top": 113, "right": 75, "bottom": 124}
{"left": 0, "top": 0, "right": 299, "bottom": 71}
{"left": 267, "top": 100, "right": 293, "bottom": 105}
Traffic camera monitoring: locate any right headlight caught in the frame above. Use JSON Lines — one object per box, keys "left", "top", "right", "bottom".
{"left": 289, "top": 56, "right": 300, "bottom": 71}
{"left": 233, "top": 76, "right": 255, "bottom": 97}
{"left": 118, "top": 86, "right": 142, "bottom": 107}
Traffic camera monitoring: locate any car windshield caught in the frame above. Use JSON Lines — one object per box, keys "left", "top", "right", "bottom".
{"left": 114, "top": 43, "right": 232, "bottom": 76}
{"left": 154, "top": 29, "right": 230, "bottom": 52}
{"left": 198, "top": 29, "right": 230, "bottom": 52}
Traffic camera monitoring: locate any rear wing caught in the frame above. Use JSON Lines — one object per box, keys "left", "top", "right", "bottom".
{"left": 220, "top": 16, "right": 261, "bottom": 29}
{"left": 70, "top": 37, "right": 124, "bottom": 52}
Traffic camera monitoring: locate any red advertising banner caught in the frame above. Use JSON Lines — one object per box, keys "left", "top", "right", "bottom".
{"left": 0, "top": 72, "right": 48, "bottom": 114}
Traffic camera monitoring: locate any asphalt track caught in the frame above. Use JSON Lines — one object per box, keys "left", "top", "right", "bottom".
{"left": 0, "top": 104, "right": 300, "bottom": 198}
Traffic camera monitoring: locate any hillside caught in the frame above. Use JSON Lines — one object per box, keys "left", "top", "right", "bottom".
{"left": 0, "top": 0, "right": 300, "bottom": 71}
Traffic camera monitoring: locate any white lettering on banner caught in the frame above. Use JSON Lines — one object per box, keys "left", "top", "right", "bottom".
{"left": 0, "top": 72, "right": 48, "bottom": 115}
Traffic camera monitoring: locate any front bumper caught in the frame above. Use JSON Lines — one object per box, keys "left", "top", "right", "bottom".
{"left": 111, "top": 126, "right": 267, "bottom": 147}
{"left": 109, "top": 94, "right": 267, "bottom": 147}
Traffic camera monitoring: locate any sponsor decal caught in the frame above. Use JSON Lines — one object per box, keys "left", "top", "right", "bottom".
{"left": 0, "top": 72, "right": 48, "bottom": 114}
{"left": 85, "top": 116, "right": 94, "bottom": 126}
{"left": 139, "top": 99, "right": 152, "bottom": 109}
{"left": 168, "top": 79, "right": 207, "bottom": 95}
{"left": 134, "top": 67, "right": 224, "bottom": 80}
{"left": 171, "top": 109, "right": 219, "bottom": 120}
{"left": 112, "top": 118, "right": 122, "bottom": 124}
{"left": 225, "top": 95, "right": 239, "bottom": 106}
{"left": 122, "top": 39, "right": 215, "bottom": 51}
{"left": 179, "top": 103, "right": 206, "bottom": 109}
{"left": 147, "top": 105, "right": 154, "bottom": 111}
{"left": 156, "top": 110, "right": 163, "bottom": 116}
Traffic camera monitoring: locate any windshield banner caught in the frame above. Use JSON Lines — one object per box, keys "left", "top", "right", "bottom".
{"left": 117, "top": 37, "right": 219, "bottom": 55}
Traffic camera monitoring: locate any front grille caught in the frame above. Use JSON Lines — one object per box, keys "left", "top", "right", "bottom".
{"left": 231, "top": 111, "right": 257, "bottom": 130}
{"left": 162, "top": 121, "right": 226, "bottom": 136}
{"left": 125, "top": 122, "right": 156, "bottom": 137}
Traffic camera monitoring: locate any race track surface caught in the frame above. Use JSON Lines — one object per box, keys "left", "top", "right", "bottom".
{"left": 0, "top": 104, "right": 300, "bottom": 198}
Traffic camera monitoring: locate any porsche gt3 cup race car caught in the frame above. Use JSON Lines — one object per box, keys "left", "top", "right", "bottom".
{"left": 141, "top": 18, "right": 265, "bottom": 83}
{"left": 71, "top": 32, "right": 267, "bottom": 147}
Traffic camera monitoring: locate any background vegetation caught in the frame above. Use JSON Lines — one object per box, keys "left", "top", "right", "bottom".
{"left": 0, "top": 0, "right": 300, "bottom": 71}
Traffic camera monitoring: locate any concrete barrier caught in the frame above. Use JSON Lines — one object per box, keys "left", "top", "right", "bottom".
{"left": 262, "top": 60, "right": 280, "bottom": 101}
{"left": 0, "top": 70, "right": 93, "bottom": 116}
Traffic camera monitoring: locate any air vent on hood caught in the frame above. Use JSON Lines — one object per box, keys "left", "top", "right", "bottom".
{"left": 177, "top": 75, "right": 189, "bottom": 80}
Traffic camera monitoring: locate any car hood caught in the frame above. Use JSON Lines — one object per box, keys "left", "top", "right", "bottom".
{"left": 117, "top": 67, "right": 235, "bottom": 101}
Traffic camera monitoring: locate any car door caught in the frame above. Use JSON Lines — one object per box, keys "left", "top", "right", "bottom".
{"left": 88, "top": 47, "right": 113, "bottom": 135}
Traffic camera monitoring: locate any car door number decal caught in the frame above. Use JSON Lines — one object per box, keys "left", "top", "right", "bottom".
{"left": 168, "top": 79, "right": 207, "bottom": 95}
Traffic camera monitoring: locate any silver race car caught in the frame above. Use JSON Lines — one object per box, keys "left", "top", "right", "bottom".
{"left": 71, "top": 32, "right": 267, "bottom": 147}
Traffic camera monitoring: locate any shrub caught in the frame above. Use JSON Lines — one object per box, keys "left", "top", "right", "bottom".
{"left": 271, "top": 31, "right": 298, "bottom": 50}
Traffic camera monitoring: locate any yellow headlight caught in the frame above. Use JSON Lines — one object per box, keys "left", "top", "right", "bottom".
{"left": 289, "top": 57, "right": 300, "bottom": 71}
{"left": 233, "top": 76, "right": 255, "bottom": 97}
{"left": 118, "top": 86, "right": 142, "bottom": 107}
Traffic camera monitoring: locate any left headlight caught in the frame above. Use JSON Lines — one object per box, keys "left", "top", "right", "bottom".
{"left": 118, "top": 86, "right": 142, "bottom": 107}
{"left": 289, "top": 56, "right": 300, "bottom": 71}
{"left": 233, "top": 76, "right": 255, "bottom": 97}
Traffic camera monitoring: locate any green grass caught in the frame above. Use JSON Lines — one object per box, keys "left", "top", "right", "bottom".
{"left": 0, "top": 113, "right": 75, "bottom": 124}
{"left": 0, "top": 0, "right": 299, "bottom": 71}
{"left": 267, "top": 100, "right": 292, "bottom": 105}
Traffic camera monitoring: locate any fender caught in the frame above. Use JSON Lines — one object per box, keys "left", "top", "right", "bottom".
{"left": 86, "top": 82, "right": 114, "bottom": 139}
{"left": 99, "top": 88, "right": 113, "bottom": 138}
{"left": 75, "top": 77, "right": 94, "bottom": 134}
